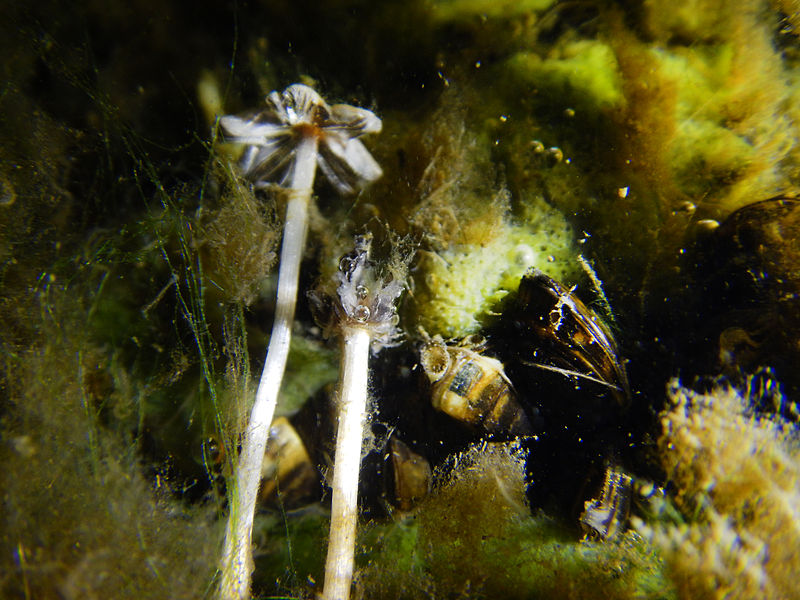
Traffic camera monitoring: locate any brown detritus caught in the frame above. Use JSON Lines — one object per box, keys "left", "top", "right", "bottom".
{"left": 197, "top": 163, "right": 280, "bottom": 306}
{"left": 407, "top": 91, "right": 508, "bottom": 251}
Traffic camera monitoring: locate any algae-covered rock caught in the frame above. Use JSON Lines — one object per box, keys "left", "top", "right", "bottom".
{"left": 413, "top": 210, "right": 579, "bottom": 338}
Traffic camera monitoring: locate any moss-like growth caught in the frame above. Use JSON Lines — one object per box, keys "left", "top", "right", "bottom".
{"left": 503, "top": 40, "right": 625, "bottom": 113}
{"left": 358, "top": 442, "right": 673, "bottom": 599}
{"left": 0, "top": 297, "right": 219, "bottom": 599}
{"left": 646, "top": 31, "right": 799, "bottom": 216}
{"left": 197, "top": 164, "right": 280, "bottom": 307}
{"left": 638, "top": 380, "right": 800, "bottom": 600}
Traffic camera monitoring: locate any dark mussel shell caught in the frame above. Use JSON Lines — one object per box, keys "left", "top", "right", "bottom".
{"left": 490, "top": 269, "right": 632, "bottom": 519}
{"left": 509, "top": 269, "right": 630, "bottom": 407}
{"left": 688, "top": 196, "right": 800, "bottom": 411}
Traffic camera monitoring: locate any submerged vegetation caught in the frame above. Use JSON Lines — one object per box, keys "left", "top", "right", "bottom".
{"left": 2, "top": 0, "right": 800, "bottom": 599}
{"left": 638, "top": 379, "right": 800, "bottom": 600}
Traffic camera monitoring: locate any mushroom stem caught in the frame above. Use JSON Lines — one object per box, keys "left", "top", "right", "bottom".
{"left": 322, "top": 324, "right": 372, "bottom": 600}
{"left": 218, "top": 134, "right": 319, "bottom": 600}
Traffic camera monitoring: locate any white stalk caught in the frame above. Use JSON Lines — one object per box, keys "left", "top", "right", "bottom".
{"left": 322, "top": 325, "right": 372, "bottom": 600}
{"left": 219, "top": 135, "right": 319, "bottom": 600}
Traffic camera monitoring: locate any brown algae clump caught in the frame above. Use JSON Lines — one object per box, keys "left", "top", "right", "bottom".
{"left": 637, "top": 380, "right": 800, "bottom": 600}
{"left": 197, "top": 162, "right": 280, "bottom": 306}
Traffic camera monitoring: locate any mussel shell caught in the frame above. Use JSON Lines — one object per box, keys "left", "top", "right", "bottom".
{"left": 384, "top": 436, "right": 431, "bottom": 511}
{"left": 506, "top": 270, "right": 630, "bottom": 409}
{"left": 259, "top": 417, "right": 320, "bottom": 508}
{"left": 488, "top": 270, "right": 632, "bottom": 516}
{"left": 698, "top": 197, "right": 800, "bottom": 306}
{"left": 689, "top": 197, "right": 800, "bottom": 404}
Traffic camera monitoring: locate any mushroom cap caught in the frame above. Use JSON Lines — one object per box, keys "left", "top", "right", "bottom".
{"left": 219, "top": 84, "right": 383, "bottom": 194}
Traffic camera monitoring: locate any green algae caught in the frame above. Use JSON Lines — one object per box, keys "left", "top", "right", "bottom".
{"left": 503, "top": 41, "right": 625, "bottom": 113}
{"left": 414, "top": 215, "right": 578, "bottom": 338}
{"left": 278, "top": 336, "right": 340, "bottom": 418}
{"left": 251, "top": 443, "right": 674, "bottom": 599}
{"left": 357, "top": 443, "right": 673, "bottom": 600}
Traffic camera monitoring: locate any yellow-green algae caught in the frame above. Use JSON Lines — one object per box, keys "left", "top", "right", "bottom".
{"left": 464, "top": 0, "right": 800, "bottom": 309}
{"left": 503, "top": 40, "right": 626, "bottom": 113}
{"left": 414, "top": 208, "right": 579, "bottom": 338}
{"left": 357, "top": 442, "right": 673, "bottom": 599}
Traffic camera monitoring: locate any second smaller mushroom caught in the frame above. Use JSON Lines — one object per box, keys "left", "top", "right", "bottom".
{"left": 309, "top": 234, "right": 408, "bottom": 600}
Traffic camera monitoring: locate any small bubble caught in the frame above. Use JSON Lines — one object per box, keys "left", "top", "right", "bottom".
{"left": 548, "top": 147, "right": 563, "bottom": 163}
{"left": 353, "top": 304, "right": 370, "bottom": 322}
{"left": 530, "top": 140, "right": 545, "bottom": 154}
{"left": 356, "top": 285, "right": 369, "bottom": 299}
{"left": 339, "top": 256, "right": 353, "bottom": 273}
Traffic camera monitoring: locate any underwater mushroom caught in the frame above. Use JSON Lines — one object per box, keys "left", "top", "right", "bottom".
{"left": 219, "top": 84, "right": 382, "bottom": 194}
{"left": 216, "top": 84, "right": 383, "bottom": 600}
{"left": 309, "top": 235, "right": 407, "bottom": 600}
